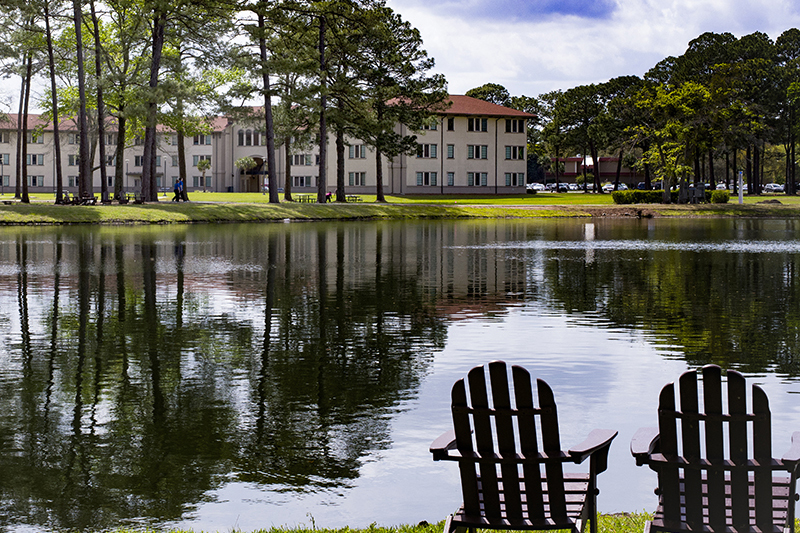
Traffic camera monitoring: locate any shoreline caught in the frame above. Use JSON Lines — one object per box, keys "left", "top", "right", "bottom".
{"left": 0, "top": 200, "right": 798, "bottom": 226}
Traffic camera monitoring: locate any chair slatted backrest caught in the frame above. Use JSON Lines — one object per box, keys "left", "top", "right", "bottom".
{"left": 451, "top": 361, "right": 566, "bottom": 522}
{"left": 657, "top": 365, "right": 773, "bottom": 531}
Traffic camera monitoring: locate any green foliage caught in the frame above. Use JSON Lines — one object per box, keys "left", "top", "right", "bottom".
{"left": 466, "top": 83, "right": 511, "bottom": 106}
{"left": 612, "top": 190, "right": 679, "bottom": 204}
{"left": 711, "top": 190, "right": 730, "bottom": 203}
{"left": 235, "top": 156, "right": 257, "bottom": 171}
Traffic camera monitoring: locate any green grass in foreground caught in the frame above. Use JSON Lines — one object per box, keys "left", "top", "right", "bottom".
{"left": 96, "top": 514, "right": 800, "bottom": 533}
{"left": 104, "top": 514, "right": 653, "bottom": 533}
{"left": 1, "top": 191, "right": 800, "bottom": 226}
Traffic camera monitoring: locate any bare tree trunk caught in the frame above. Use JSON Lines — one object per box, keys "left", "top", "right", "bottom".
{"left": 257, "top": 6, "right": 279, "bottom": 203}
{"left": 284, "top": 137, "right": 293, "bottom": 201}
{"left": 90, "top": 0, "right": 108, "bottom": 202}
{"left": 317, "top": 15, "right": 327, "bottom": 203}
{"left": 15, "top": 63, "right": 25, "bottom": 199}
{"left": 73, "top": 0, "right": 91, "bottom": 198}
{"left": 114, "top": 115, "right": 126, "bottom": 201}
{"left": 335, "top": 125, "right": 345, "bottom": 201}
{"left": 44, "top": 3, "right": 64, "bottom": 204}
{"left": 142, "top": 9, "right": 167, "bottom": 202}
{"left": 21, "top": 53, "right": 32, "bottom": 203}
{"left": 375, "top": 151, "right": 385, "bottom": 202}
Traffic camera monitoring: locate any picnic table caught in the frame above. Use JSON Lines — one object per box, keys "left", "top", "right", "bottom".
{"left": 295, "top": 194, "right": 315, "bottom": 203}
{"left": 346, "top": 195, "right": 361, "bottom": 202}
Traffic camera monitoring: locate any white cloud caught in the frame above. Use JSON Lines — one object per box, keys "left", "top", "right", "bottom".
{"left": 387, "top": 0, "right": 800, "bottom": 98}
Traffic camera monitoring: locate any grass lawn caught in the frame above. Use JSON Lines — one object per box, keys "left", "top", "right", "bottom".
{"left": 0, "top": 191, "right": 799, "bottom": 226}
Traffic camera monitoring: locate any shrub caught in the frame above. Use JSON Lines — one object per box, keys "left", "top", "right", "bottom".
{"left": 710, "top": 190, "right": 730, "bottom": 203}
{"left": 612, "top": 190, "right": 677, "bottom": 204}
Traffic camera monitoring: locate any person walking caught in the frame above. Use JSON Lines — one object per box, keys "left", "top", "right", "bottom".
{"left": 172, "top": 178, "right": 183, "bottom": 202}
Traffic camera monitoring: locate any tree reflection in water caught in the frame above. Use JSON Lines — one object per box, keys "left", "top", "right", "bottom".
{"left": 0, "top": 218, "right": 799, "bottom": 530}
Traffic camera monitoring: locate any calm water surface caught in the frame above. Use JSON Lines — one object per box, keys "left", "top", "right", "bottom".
{"left": 1, "top": 218, "right": 800, "bottom": 532}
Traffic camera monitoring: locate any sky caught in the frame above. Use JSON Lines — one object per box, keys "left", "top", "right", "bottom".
{"left": 385, "top": 0, "right": 800, "bottom": 99}
{"left": 4, "top": 0, "right": 800, "bottom": 114}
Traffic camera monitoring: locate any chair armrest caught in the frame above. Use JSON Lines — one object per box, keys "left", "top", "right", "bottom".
{"left": 781, "top": 431, "right": 800, "bottom": 466}
{"left": 568, "top": 428, "right": 617, "bottom": 467}
{"left": 631, "top": 427, "right": 660, "bottom": 465}
{"left": 430, "top": 429, "right": 457, "bottom": 461}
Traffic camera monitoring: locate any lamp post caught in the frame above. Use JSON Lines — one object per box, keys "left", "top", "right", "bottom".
{"left": 1, "top": 157, "right": 4, "bottom": 196}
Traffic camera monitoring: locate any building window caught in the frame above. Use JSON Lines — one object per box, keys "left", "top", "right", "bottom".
{"left": 1, "top": 175, "right": 8, "bottom": 187}
{"left": 192, "top": 155, "right": 211, "bottom": 166}
{"left": 134, "top": 136, "right": 143, "bottom": 146}
{"left": 416, "top": 143, "right": 437, "bottom": 158}
{"left": 193, "top": 134, "right": 212, "bottom": 145}
{"left": 422, "top": 122, "right": 437, "bottom": 131}
{"left": 468, "top": 117, "right": 488, "bottom": 132}
{"left": 172, "top": 155, "right": 179, "bottom": 167}
{"left": 67, "top": 133, "right": 77, "bottom": 145}
{"left": 349, "top": 145, "right": 367, "bottom": 159}
{"left": 447, "top": 172, "right": 454, "bottom": 186}
{"left": 135, "top": 155, "right": 143, "bottom": 167}
{"left": 294, "top": 176, "right": 313, "bottom": 187}
{"left": 68, "top": 154, "right": 78, "bottom": 166}
{"left": 68, "top": 176, "right": 77, "bottom": 187}
{"left": 505, "top": 146, "right": 525, "bottom": 160}
{"left": 27, "top": 132, "right": 44, "bottom": 144}
{"left": 106, "top": 155, "right": 116, "bottom": 167}
{"left": 27, "top": 175, "right": 44, "bottom": 187}
{"left": 27, "top": 154, "right": 45, "bottom": 166}
{"left": 293, "top": 154, "right": 312, "bottom": 166}
{"left": 505, "top": 172, "right": 524, "bottom": 186}
{"left": 468, "top": 172, "right": 487, "bottom": 186}
{"left": 467, "top": 145, "right": 488, "bottom": 160}
{"left": 447, "top": 117, "right": 454, "bottom": 131}
{"left": 106, "top": 133, "right": 117, "bottom": 145}
{"left": 1, "top": 153, "right": 9, "bottom": 165}
{"left": 237, "top": 130, "right": 244, "bottom": 146}
{"left": 416, "top": 171, "right": 437, "bottom": 186}
{"left": 0, "top": 132, "right": 9, "bottom": 143}
{"left": 447, "top": 144, "right": 454, "bottom": 159}
{"left": 348, "top": 171, "right": 366, "bottom": 186}
{"left": 505, "top": 119, "right": 525, "bottom": 133}
{"left": 193, "top": 176, "right": 211, "bottom": 187}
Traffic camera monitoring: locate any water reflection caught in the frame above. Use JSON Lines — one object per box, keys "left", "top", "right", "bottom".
{"left": 0, "top": 218, "right": 799, "bottom": 531}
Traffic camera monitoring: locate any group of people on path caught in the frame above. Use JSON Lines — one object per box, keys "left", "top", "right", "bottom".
{"left": 172, "top": 177, "right": 189, "bottom": 202}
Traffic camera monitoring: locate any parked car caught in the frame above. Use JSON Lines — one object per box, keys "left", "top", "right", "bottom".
{"left": 715, "top": 183, "right": 728, "bottom": 190}
{"left": 526, "top": 182, "right": 546, "bottom": 191}
{"left": 602, "top": 182, "right": 628, "bottom": 192}
{"left": 764, "top": 183, "right": 784, "bottom": 193}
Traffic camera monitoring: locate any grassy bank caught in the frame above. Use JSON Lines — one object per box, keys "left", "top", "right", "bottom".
{"left": 105, "top": 514, "right": 653, "bottom": 533}
{"left": 0, "top": 192, "right": 799, "bottom": 225}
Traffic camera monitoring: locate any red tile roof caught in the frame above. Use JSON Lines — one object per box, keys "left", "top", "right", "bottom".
{"left": 443, "top": 95, "right": 536, "bottom": 118}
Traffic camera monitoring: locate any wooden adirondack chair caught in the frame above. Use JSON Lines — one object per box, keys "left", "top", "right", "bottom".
{"left": 631, "top": 364, "right": 800, "bottom": 533}
{"left": 430, "top": 361, "right": 617, "bottom": 533}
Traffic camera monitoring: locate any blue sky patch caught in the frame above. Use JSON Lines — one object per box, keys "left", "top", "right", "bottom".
{"left": 474, "top": 0, "right": 617, "bottom": 20}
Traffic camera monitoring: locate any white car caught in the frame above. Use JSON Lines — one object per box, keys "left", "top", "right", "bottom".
{"left": 764, "top": 183, "right": 784, "bottom": 193}
{"left": 527, "top": 182, "right": 546, "bottom": 191}
{"left": 602, "top": 183, "right": 628, "bottom": 192}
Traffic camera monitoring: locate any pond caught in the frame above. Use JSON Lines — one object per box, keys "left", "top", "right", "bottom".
{"left": 1, "top": 217, "right": 800, "bottom": 532}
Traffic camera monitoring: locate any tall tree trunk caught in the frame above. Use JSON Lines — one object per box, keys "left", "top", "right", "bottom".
{"left": 374, "top": 102, "right": 386, "bottom": 203}
{"left": 707, "top": 148, "right": 715, "bottom": 186}
{"left": 21, "top": 53, "right": 32, "bottom": 204}
{"left": 335, "top": 124, "right": 345, "bottom": 200}
{"left": 114, "top": 115, "right": 126, "bottom": 201}
{"left": 44, "top": 3, "right": 64, "bottom": 204}
{"left": 90, "top": 0, "right": 108, "bottom": 202}
{"left": 746, "top": 145, "right": 752, "bottom": 194}
{"left": 317, "top": 15, "right": 327, "bottom": 203}
{"left": 754, "top": 144, "right": 761, "bottom": 194}
{"left": 257, "top": 6, "right": 279, "bottom": 203}
{"left": 614, "top": 148, "right": 623, "bottom": 189}
{"left": 284, "top": 137, "right": 293, "bottom": 201}
{"left": 73, "top": 0, "right": 91, "bottom": 198}
{"left": 142, "top": 9, "right": 167, "bottom": 202}
{"left": 15, "top": 64, "right": 25, "bottom": 199}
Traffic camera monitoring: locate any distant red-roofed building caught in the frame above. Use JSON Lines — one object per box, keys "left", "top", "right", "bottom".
{"left": 0, "top": 95, "right": 535, "bottom": 196}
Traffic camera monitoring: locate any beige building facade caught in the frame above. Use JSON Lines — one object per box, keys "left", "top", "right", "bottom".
{"left": 0, "top": 95, "right": 533, "bottom": 197}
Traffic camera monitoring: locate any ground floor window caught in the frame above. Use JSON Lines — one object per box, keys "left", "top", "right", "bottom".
{"left": 68, "top": 176, "right": 77, "bottom": 187}
{"left": 447, "top": 172, "right": 454, "bottom": 186}
{"left": 505, "top": 172, "right": 524, "bottom": 186}
{"left": 1, "top": 176, "right": 8, "bottom": 187}
{"left": 468, "top": 172, "right": 487, "bottom": 186}
{"left": 416, "top": 171, "right": 437, "bottom": 186}
{"left": 294, "top": 175, "right": 313, "bottom": 187}
{"left": 192, "top": 176, "right": 211, "bottom": 188}
{"left": 349, "top": 172, "right": 365, "bottom": 186}
{"left": 27, "top": 175, "right": 44, "bottom": 187}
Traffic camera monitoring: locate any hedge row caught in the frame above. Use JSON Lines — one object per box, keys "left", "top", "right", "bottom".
{"left": 612, "top": 190, "right": 730, "bottom": 204}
